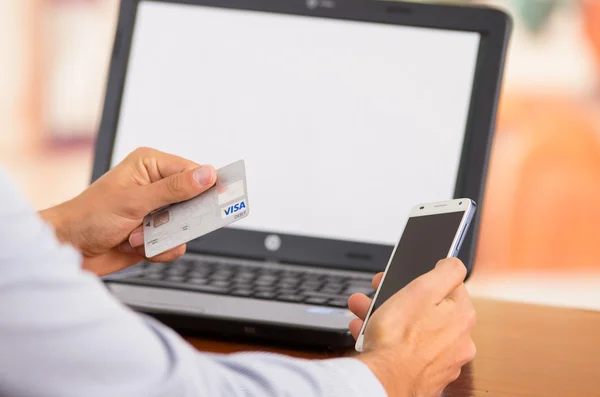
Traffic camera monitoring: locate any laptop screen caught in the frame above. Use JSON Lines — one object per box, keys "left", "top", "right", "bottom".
{"left": 111, "top": 1, "right": 480, "bottom": 246}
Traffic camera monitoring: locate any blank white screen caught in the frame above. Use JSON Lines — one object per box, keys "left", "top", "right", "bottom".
{"left": 112, "top": 1, "right": 480, "bottom": 245}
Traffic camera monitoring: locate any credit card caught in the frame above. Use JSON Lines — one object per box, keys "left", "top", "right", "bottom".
{"left": 143, "top": 160, "right": 249, "bottom": 257}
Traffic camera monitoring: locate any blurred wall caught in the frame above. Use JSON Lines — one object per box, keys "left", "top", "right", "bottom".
{"left": 0, "top": 0, "right": 599, "bottom": 308}
{"left": 476, "top": 0, "right": 600, "bottom": 274}
{"left": 0, "top": 0, "right": 30, "bottom": 152}
{"left": 0, "top": 0, "right": 117, "bottom": 209}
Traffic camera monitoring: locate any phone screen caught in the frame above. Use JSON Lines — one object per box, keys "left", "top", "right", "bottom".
{"left": 372, "top": 211, "right": 466, "bottom": 312}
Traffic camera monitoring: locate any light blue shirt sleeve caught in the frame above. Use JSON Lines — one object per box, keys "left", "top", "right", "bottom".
{"left": 0, "top": 168, "right": 387, "bottom": 397}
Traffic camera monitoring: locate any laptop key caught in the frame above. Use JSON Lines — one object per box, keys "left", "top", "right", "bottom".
{"left": 236, "top": 272, "right": 255, "bottom": 280}
{"left": 344, "top": 286, "right": 373, "bottom": 295}
{"left": 277, "top": 278, "right": 296, "bottom": 284}
{"left": 277, "top": 285, "right": 298, "bottom": 293}
{"left": 145, "top": 263, "right": 166, "bottom": 271}
{"left": 255, "top": 285, "right": 276, "bottom": 293}
{"left": 142, "top": 273, "right": 164, "bottom": 280}
{"left": 254, "top": 291, "right": 276, "bottom": 299}
{"left": 278, "top": 294, "right": 304, "bottom": 303}
{"left": 190, "top": 262, "right": 214, "bottom": 271}
{"left": 255, "top": 278, "right": 275, "bottom": 286}
{"left": 187, "top": 284, "right": 229, "bottom": 294}
{"left": 170, "top": 263, "right": 189, "bottom": 271}
{"left": 328, "top": 299, "right": 348, "bottom": 308}
{"left": 299, "top": 281, "right": 322, "bottom": 290}
{"left": 213, "top": 270, "right": 233, "bottom": 277}
{"left": 210, "top": 280, "right": 230, "bottom": 288}
{"left": 232, "top": 282, "right": 252, "bottom": 290}
{"left": 280, "top": 277, "right": 300, "bottom": 284}
{"left": 322, "top": 281, "right": 344, "bottom": 288}
{"left": 346, "top": 280, "right": 372, "bottom": 288}
{"left": 233, "top": 275, "right": 253, "bottom": 282}
{"left": 320, "top": 286, "right": 343, "bottom": 295}
{"left": 258, "top": 269, "right": 280, "bottom": 276}
{"left": 256, "top": 274, "right": 277, "bottom": 281}
{"left": 305, "top": 296, "right": 328, "bottom": 305}
{"left": 281, "top": 270, "right": 301, "bottom": 277}
{"left": 166, "top": 268, "right": 187, "bottom": 276}
{"left": 303, "top": 291, "right": 351, "bottom": 300}
{"left": 188, "top": 271, "right": 210, "bottom": 278}
{"left": 231, "top": 289, "right": 253, "bottom": 297}
{"left": 304, "top": 274, "right": 324, "bottom": 282}
{"left": 166, "top": 275, "right": 185, "bottom": 282}
{"left": 324, "top": 276, "right": 346, "bottom": 284}
{"left": 188, "top": 277, "right": 208, "bottom": 284}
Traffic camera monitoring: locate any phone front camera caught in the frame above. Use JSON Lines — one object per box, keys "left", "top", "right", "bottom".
{"left": 420, "top": 206, "right": 424, "bottom": 209}
{"left": 459, "top": 201, "right": 463, "bottom": 205}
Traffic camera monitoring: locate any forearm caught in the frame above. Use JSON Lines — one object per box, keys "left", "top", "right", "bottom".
{"left": 1, "top": 168, "right": 387, "bottom": 397}
{"left": 205, "top": 352, "right": 387, "bottom": 397}
{"left": 0, "top": 241, "right": 386, "bottom": 397}
{"left": 1, "top": 278, "right": 385, "bottom": 397}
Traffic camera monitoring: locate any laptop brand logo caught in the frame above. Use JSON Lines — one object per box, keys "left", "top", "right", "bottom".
{"left": 306, "top": 0, "right": 336, "bottom": 10}
{"left": 222, "top": 199, "right": 247, "bottom": 218}
{"left": 265, "top": 234, "right": 281, "bottom": 252}
{"left": 306, "top": 0, "right": 319, "bottom": 9}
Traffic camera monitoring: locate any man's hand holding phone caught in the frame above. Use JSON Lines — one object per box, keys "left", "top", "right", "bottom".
{"left": 348, "top": 258, "right": 476, "bottom": 397}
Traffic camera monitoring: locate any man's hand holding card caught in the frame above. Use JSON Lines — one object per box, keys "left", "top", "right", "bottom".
{"left": 143, "top": 160, "right": 250, "bottom": 258}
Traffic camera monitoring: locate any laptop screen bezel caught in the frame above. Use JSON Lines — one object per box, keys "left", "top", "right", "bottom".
{"left": 92, "top": 0, "right": 511, "bottom": 275}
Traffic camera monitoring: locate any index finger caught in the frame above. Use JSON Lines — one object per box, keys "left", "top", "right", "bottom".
{"left": 414, "top": 257, "right": 467, "bottom": 304}
{"left": 128, "top": 147, "right": 201, "bottom": 183}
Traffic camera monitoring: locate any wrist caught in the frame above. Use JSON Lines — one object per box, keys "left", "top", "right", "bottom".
{"left": 39, "top": 201, "right": 75, "bottom": 247}
{"left": 358, "top": 352, "right": 410, "bottom": 397}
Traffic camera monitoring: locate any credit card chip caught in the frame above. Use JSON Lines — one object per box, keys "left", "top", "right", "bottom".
{"left": 153, "top": 211, "right": 170, "bottom": 228}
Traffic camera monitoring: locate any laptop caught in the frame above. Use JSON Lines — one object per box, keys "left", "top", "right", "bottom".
{"left": 96, "top": 0, "right": 511, "bottom": 348}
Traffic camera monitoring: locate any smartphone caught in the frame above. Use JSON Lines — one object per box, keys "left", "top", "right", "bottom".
{"left": 355, "top": 198, "right": 476, "bottom": 352}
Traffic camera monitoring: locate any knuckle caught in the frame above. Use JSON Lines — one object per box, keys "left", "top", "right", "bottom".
{"left": 132, "top": 146, "right": 153, "bottom": 157}
{"left": 408, "top": 275, "right": 429, "bottom": 295}
{"left": 465, "top": 306, "right": 477, "bottom": 329}
{"left": 165, "top": 176, "right": 184, "bottom": 197}
{"left": 414, "top": 279, "right": 437, "bottom": 301}
{"left": 466, "top": 340, "right": 477, "bottom": 361}
{"left": 449, "top": 368, "right": 462, "bottom": 383}
{"left": 125, "top": 197, "right": 146, "bottom": 218}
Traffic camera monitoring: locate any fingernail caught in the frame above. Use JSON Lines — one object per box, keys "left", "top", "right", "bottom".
{"left": 194, "top": 166, "right": 214, "bottom": 186}
{"left": 118, "top": 241, "right": 136, "bottom": 253}
{"left": 129, "top": 231, "right": 144, "bottom": 247}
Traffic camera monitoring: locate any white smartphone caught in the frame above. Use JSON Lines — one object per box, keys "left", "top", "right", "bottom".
{"left": 355, "top": 198, "right": 476, "bottom": 352}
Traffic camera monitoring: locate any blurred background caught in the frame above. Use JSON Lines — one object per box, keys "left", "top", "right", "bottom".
{"left": 1, "top": 0, "right": 599, "bottom": 310}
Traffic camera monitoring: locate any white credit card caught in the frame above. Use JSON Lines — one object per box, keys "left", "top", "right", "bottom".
{"left": 143, "top": 160, "right": 249, "bottom": 257}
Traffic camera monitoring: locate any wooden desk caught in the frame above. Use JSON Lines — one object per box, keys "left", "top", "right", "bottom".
{"left": 185, "top": 299, "right": 600, "bottom": 397}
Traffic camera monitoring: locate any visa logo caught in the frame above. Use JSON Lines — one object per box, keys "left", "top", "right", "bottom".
{"left": 222, "top": 199, "right": 247, "bottom": 218}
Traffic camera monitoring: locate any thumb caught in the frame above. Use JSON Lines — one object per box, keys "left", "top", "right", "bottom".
{"left": 141, "top": 165, "right": 216, "bottom": 212}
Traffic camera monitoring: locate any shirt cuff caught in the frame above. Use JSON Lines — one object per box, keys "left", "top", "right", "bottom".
{"left": 320, "top": 357, "right": 388, "bottom": 397}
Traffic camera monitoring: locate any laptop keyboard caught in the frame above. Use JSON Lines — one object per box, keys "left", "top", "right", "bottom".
{"left": 110, "top": 257, "right": 375, "bottom": 308}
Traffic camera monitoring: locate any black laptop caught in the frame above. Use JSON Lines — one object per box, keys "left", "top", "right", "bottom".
{"left": 97, "top": 0, "right": 511, "bottom": 348}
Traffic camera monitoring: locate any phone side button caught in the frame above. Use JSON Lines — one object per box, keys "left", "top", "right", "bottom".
{"left": 456, "top": 229, "right": 467, "bottom": 253}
